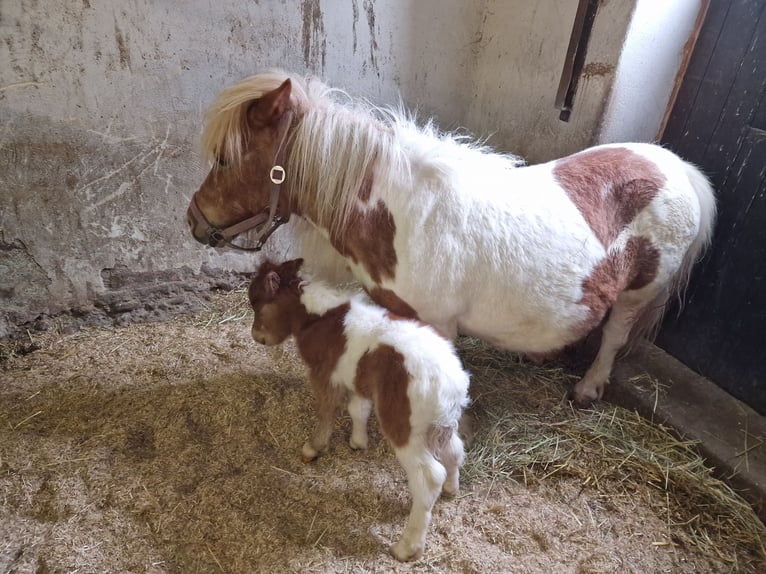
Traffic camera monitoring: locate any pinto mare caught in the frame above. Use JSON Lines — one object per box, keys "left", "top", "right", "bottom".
{"left": 186, "top": 72, "right": 717, "bottom": 405}
{"left": 247, "top": 258, "right": 470, "bottom": 561}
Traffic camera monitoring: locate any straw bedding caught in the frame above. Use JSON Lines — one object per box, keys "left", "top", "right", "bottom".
{"left": 1, "top": 287, "right": 764, "bottom": 573}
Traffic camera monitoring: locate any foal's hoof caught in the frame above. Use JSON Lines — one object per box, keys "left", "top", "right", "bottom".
{"left": 390, "top": 541, "right": 423, "bottom": 562}
{"left": 301, "top": 442, "right": 321, "bottom": 462}
{"left": 349, "top": 437, "right": 368, "bottom": 451}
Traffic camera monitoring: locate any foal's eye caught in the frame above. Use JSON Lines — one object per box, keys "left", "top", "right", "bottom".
{"left": 215, "top": 155, "right": 228, "bottom": 168}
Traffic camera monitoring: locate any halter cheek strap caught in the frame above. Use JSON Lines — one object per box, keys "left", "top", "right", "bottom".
{"left": 190, "top": 110, "right": 293, "bottom": 252}
{"left": 252, "top": 110, "right": 294, "bottom": 248}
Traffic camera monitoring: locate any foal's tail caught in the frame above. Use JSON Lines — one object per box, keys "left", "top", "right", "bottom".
{"left": 630, "top": 161, "right": 716, "bottom": 344}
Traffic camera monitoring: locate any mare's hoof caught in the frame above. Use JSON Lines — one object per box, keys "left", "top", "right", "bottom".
{"left": 568, "top": 387, "right": 600, "bottom": 409}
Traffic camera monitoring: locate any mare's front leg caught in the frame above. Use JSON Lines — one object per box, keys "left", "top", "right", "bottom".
{"left": 347, "top": 393, "right": 372, "bottom": 450}
{"left": 302, "top": 377, "right": 345, "bottom": 462}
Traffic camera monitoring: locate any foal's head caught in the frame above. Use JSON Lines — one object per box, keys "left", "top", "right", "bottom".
{"left": 248, "top": 258, "right": 305, "bottom": 345}
{"left": 187, "top": 77, "right": 297, "bottom": 249}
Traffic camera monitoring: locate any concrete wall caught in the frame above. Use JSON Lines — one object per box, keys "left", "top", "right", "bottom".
{"left": 466, "top": 0, "right": 636, "bottom": 161}
{"left": 1, "top": 0, "right": 651, "bottom": 338}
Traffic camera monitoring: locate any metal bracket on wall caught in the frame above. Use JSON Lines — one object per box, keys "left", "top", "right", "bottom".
{"left": 556, "top": 0, "right": 600, "bottom": 122}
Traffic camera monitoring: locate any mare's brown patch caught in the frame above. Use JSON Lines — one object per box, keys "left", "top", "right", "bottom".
{"left": 369, "top": 287, "right": 418, "bottom": 320}
{"left": 330, "top": 200, "right": 397, "bottom": 283}
{"left": 295, "top": 303, "right": 351, "bottom": 385}
{"left": 354, "top": 345, "right": 412, "bottom": 447}
{"left": 553, "top": 148, "right": 666, "bottom": 247}
{"left": 357, "top": 162, "right": 375, "bottom": 203}
{"left": 578, "top": 236, "right": 660, "bottom": 332}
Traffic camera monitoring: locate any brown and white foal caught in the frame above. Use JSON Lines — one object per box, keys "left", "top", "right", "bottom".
{"left": 248, "top": 258, "right": 470, "bottom": 561}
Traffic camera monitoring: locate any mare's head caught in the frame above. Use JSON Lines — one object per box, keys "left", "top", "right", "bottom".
{"left": 248, "top": 258, "right": 305, "bottom": 345}
{"left": 187, "top": 73, "right": 300, "bottom": 250}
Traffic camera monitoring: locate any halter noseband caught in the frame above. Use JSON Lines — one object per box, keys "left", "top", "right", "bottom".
{"left": 190, "top": 110, "right": 294, "bottom": 252}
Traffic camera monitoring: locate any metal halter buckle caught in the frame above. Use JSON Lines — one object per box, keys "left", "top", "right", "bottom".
{"left": 270, "top": 165, "right": 286, "bottom": 184}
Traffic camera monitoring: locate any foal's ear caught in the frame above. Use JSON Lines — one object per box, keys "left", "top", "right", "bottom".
{"left": 264, "top": 270, "right": 281, "bottom": 298}
{"left": 247, "top": 78, "right": 292, "bottom": 127}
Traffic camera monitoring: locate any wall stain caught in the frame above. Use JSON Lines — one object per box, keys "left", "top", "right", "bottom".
{"left": 363, "top": 0, "right": 379, "bottom": 74}
{"left": 351, "top": 0, "right": 359, "bottom": 54}
{"left": 114, "top": 23, "right": 131, "bottom": 70}
{"left": 582, "top": 62, "right": 614, "bottom": 78}
{"left": 301, "top": 0, "right": 326, "bottom": 72}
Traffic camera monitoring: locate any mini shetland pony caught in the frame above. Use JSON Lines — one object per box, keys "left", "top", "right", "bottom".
{"left": 188, "top": 71, "right": 717, "bottom": 405}
{"left": 248, "top": 258, "right": 470, "bottom": 561}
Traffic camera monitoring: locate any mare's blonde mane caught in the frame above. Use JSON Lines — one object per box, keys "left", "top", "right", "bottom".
{"left": 201, "top": 71, "right": 407, "bottom": 235}
{"left": 201, "top": 71, "right": 520, "bottom": 236}
{"left": 201, "top": 71, "right": 303, "bottom": 167}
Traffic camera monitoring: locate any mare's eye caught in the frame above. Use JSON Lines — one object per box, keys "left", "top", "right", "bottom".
{"left": 215, "top": 156, "right": 228, "bottom": 168}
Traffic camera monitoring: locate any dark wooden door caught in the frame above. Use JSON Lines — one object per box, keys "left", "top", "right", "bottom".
{"left": 659, "top": 0, "right": 766, "bottom": 415}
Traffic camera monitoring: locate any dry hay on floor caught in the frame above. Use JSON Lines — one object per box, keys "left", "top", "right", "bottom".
{"left": 1, "top": 289, "right": 765, "bottom": 574}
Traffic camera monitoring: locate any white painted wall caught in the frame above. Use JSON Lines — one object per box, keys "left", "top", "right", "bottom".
{"left": 599, "top": 0, "right": 704, "bottom": 144}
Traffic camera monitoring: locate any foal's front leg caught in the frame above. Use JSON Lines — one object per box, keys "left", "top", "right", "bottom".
{"left": 302, "top": 378, "right": 345, "bottom": 462}
{"left": 347, "top": 393, "right": 372, "bottom": 450}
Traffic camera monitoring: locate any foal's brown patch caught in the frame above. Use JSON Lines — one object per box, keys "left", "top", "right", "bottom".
{"left": 330, "top": 200, "right": 398, "bottom": 284}
{"left": 354, "top": 345, "right": 412, "bottom": 447}
{"left": 368, "top": 287, "right": 418, "bottom": 320}
{"left": 295, "top": 303, "right": 351, "bottom": 384}
{"left": 578, "top": 236, "right": 661, "bottom": 332}
{"left": 553, "top": 148, "right": 666, "bottom": 247}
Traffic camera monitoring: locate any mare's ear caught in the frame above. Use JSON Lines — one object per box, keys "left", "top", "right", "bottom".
{"left": 265, "top": 270, "right": 281, "bottom": 298}
{"left": 247, "top": 79, "right": 292, "bottom": 128}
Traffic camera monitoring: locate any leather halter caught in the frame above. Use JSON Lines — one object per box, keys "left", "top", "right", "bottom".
{"left": 189, "top": 111, "right": 293, "bottom": 252}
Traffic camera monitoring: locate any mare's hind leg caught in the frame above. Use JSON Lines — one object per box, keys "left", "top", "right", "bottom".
{"left": 390, "top": 440, "right": 447, "bottom": 561}
{"left": 571, "top": 292, "right": 653, "bottom": 406}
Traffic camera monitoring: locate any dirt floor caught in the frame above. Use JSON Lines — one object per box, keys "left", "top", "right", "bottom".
{"left": 2, "top": 289, "right": 765, "bottom": 574}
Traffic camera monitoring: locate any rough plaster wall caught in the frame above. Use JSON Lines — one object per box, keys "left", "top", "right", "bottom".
{"left": 0, "top": 0, "right": 637, "bottom": 337}
{"left": 0, "top": 0, "right": 481, "bottom": 337}
{"left": 598, "top": 0, "right": 703, "bottom": 145}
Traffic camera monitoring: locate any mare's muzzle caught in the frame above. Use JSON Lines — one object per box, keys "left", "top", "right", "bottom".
{"left": 186, "top": 195, "right": 283, "bottom": 252}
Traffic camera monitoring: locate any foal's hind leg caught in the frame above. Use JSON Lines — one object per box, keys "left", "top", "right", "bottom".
{"left": 439, "top": 430, "right": 465, "bottom": 497}
{"left": 390, "top": 440, "right": 447, "bottom": 561}
{"left": 571, "top": 292, "right": 653, "bottom": 406}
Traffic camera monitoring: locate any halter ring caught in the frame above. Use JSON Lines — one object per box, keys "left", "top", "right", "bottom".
{"left": 270, "top": 165, "right": 286, "bottom": 184}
